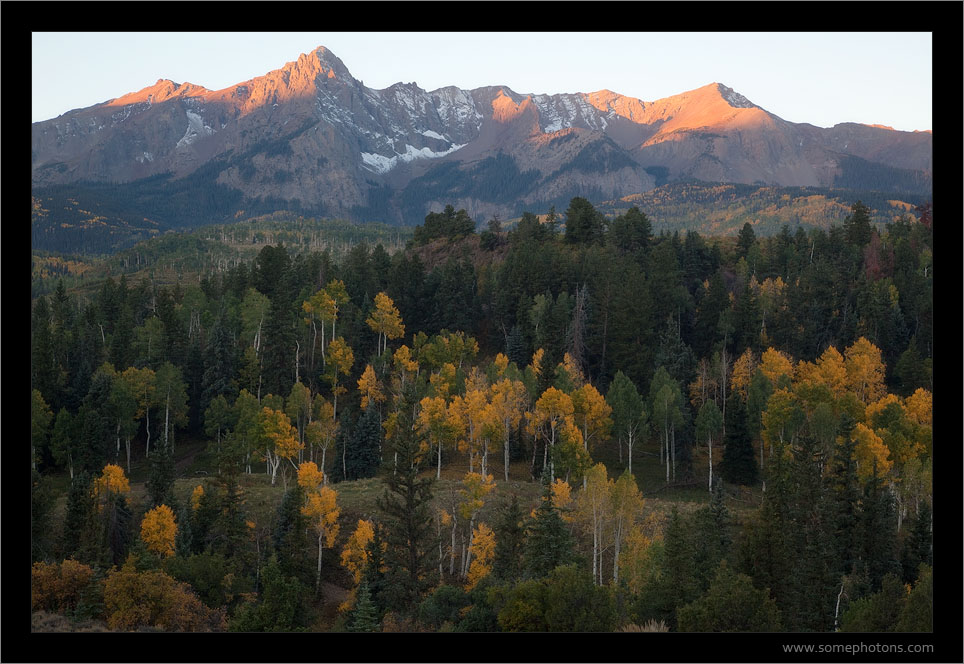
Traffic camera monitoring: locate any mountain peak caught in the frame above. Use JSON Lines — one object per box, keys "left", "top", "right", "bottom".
{"left": 106, "top": 78, "right": 209, "bottom": 108}
{"left": 714, "top": 83, "right": 757, "bottom": 109}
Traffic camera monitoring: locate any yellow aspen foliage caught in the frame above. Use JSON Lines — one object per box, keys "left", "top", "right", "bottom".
{"left": 903, "top": 388, "right": 932, "bottom": 427}
{"left": 574, "top": 463, "right": 614, "bottom": 584}
{"left": 191, "top": 485, "right": 204, "bottom": 512}
{"left": 492, "top": 352, "right": 509, "bottom": 376}
{"left": 864, "top": 394, "right": 904, "bottom": 426}
{"left": 297, "top": 461, "right": 325, "bottom": 493}
{"left": 93, "top": 464, "right": 131, "bottom": 507}
{"left": 844, "top": 337, "right": 887, "bottom": 404}
{"left": 366, "top": 292, "right": 405, "bottom": 355}
{"left": 761, "top": 388, "right": 802, "bottom": 448}
{"left": 458, "top": 472, "right": 496, "bottom": 522}
{"left": 261, "top": 407, "right": 303, "bottom": 470}
{"left": 551, "top": 477, "right": 573, "bottom": 514}
{"left": 465, "top": 523, "right": 496, "bottom": 590}
{"left": 340, "top": 519, "right": 375, "bottom": 585}
{"left": 429, "top": 362, "right": 458, "bottom": 398}
{"left": 141, "top": 504, "right": 178, "bottom": 558}
{"left": 571, "top": 383, "right": 613, "bottom": 452}
{"left": 302, "top": 486, "right": 341, "bottom": 549}
{"left": 757, "top": 348, "right": 794, "bottom": 386}
{"left": 326, "top": 338, "right": 355, "bottom": 377}
{"left": 528, "top": 386, "right": 575, "bottom": 438}
{"left": 852, "top": 422, "right": 893, "bottom": 481}
{"left": 808, "top": 345, "right": 849, "bottom": 399}
{"left": 357, "top": 364, "right": 386, "bottom": 410}
{"left": 619, "top": 526, "right": 660, "bottom": 595}
{"left": 302, "top": 484, "right": 341, "bottom": 592}
{"left": 392, "top": 344, "right": 419, "bottom": 377}
{"left": 324, "top": 338, "right": 355, "bottom": 418}
{"left": 530, "top": 348, "right": 545, "bottom": 376}
{"left": 418, "top": 395, "right": 462, "bottom": 475}
{"left": 730, "top": 348, "right": 757, "bottom": 399}
{"left": 557, "top": 352, "right": 585, "bottom": 389}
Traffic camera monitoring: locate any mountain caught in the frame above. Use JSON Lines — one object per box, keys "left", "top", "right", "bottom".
{"left": 31, "top": 46, "right": 932, "bottom": 248}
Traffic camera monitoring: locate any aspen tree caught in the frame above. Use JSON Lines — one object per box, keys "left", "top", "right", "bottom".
{"left": 323, "top": 337, "right": 354, "bottom": 421}
{"left": 610, "top": 470, "right": 644, "bottom": 584}
{"left": 302, "top": 486, "right": 340, "bottom": 593}
{"left": 366, "top": 292, "right": 405, "bottom": 356}
{"left": 141, "top": 504, "right": 177, "bottom": 558}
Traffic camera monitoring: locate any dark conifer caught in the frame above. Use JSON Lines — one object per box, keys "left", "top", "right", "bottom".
{"left": 720, "top": 395, "right": 758, "bottom": 486}
{"left": 492, "top": 495, "right": 526, "bottom": 582}
{"left": 376, "top": 386, "right": 439, "bottom": 615}
{"left": 523, "top": 468, "right": 574, "bottom": 579}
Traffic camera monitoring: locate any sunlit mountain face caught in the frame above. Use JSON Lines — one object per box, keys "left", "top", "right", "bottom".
{"left": 32, "top": 46, "right": 932, "bottom": 229}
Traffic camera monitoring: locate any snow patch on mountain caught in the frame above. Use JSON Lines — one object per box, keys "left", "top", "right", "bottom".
{"left": 717, "top": 84, "right": 756, "bottom": 109}
{"left": 532, "top": 94, "right": 608, "bottom": 133}
{"left": 176, "top": 110, "right": 214, "bottom": 148}
{"left": 360, "top": 142, "right": 465, "bottom": 174}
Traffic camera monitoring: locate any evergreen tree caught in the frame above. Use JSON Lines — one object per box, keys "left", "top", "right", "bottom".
{"left": 147, "top": 437, "right": 177, "bottom": 509}
{"left": 844, "top": 200, "right": 874, "bottom": 248}
{"left": 563, "top": 197, "right": 605, "bottom": 245}
{"left": 376, "top": 386, "right": 439, "bottom": 615}
{"left": 99, "top": 491, "right": 133, "bottom": 568}
{"left": 201, "top": 312, "right": 238, "bottom": 410}
{"left": 230, "top": 555, "right": 308, "bottom": 632}
{"left": 826, "top": 431, "right": 861, "bottom": 578}
{"left": 360, "top": 522, "right": 389, "bottom": 621}
{"left": 31, "top": 470, "right": 56, "bottom": 562}
{"left": 737, "top": 222, "right": 757, "bottom": 259}
{"left": 839, "top": 572, "right": 905, "bottom": 632}
{"left": 661, "top": 507, "right": 700, "bottom": 623}
{"left": 736, "top": 447, "right": 792, "bottom": 618}
{"left": 273, "top": 485, "right": 313, "bottom": 586}
{"left": 174, "top": 502, "right": 194, "bottom": 558}
{"left": 348, "top": 581, "right": 380, "bottom": 632}
{"left": 505, "top": 325, "right": 527, "bottom": 369}
{"left": 677, "top": 561, "right": 781, "bottom": 632}
{"left": 900, "top": 500, "right": 932, "bottom": 584}
{"left": 522, "top": 468, "right": 574, "bottom": 579}
{"left": 492, "top": 495, "right": 526, "bottom": 582}
{"left": 855, "top": 464, "right": 901, "bottom": 591}
{"left": 720, "top": 395, "right": 758, "bottom": 486}
{"left": 61, "top": 471, "right": 95, "bottom": 560}
{"left": 785, "top": 434, "right": 837, "bottom": 631}
{"left": 209, "top": 476, "right": 249, "bottom": 560}
{"left": 346, "top": 405, "right": 383, "bottom": 481}
{"left": 894, "top": 565, "right": 932, "bottom": 632}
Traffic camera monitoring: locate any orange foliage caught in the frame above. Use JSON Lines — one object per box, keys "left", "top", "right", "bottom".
{"left": 466, "top": 523, "right": 496, "bottom": 590}
{"left": 141, "top": 504, "right": 178, "bottom": 558}
{"left": 297, "top": 461, "right": 325, "bottom": 493}
{"left": 103, "top": 559, "right": 225, "bottom": 631}
{"left": 93, "top": 464, "right": 131, "bottom": 505}
{"left": 31, "top": 560, "right": 96, "bottom": 613}
{"left": 191, "top": 485, "right": 204, "bottom": 512}
{"left": 340, "top": 519, "right": 375, "bottom": 585}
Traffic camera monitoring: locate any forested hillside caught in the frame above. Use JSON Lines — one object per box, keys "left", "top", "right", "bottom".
{"left": 30, "top": 196, "right": 933, "bottom": 636}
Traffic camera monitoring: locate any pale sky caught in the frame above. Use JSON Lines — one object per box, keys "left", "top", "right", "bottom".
{"left": 32, "top": 32, "right": 932, "bottom": 132}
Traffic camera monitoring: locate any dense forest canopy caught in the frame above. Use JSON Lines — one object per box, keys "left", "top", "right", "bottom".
{"left": 30, "top": 196, "right": 934, "bottom": 638}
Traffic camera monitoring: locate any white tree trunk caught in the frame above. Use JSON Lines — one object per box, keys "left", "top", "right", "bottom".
{"left": 708, "top": 434, "right": 714, "bottom": 494}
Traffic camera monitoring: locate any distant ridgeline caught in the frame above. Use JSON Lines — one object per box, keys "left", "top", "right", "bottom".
{"left": 31, "top": 212, "right": 414, "bottom": 298}
{"left": 597, "top": 182, "right": 930, "bottom": 237}
{"left": 32, "top": 177, "right": 929, "bottom": 257}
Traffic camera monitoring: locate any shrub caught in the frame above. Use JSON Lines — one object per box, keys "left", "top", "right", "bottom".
{"left": 103, "top": 558, "right": 226, "bottom": 631}
{"left": 31, "top": 560, "right": 96, "bottom": 614}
